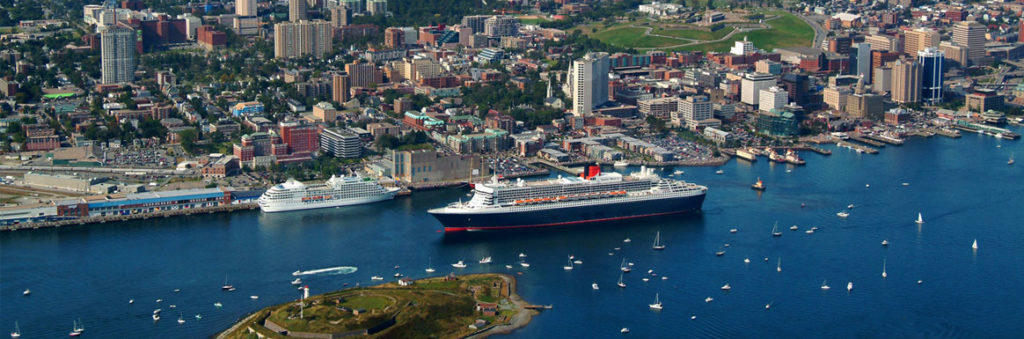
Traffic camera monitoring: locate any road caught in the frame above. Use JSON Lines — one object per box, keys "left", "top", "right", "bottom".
{"left": 797, "top": 12, "right": 826, "bottom": 49}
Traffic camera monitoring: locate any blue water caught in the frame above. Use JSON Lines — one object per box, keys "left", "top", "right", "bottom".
{"left": 2, "top": 130, "right": 1022, "bottom": 338}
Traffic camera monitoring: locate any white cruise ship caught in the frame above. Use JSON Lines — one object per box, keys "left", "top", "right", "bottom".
{"left": 258, "top": 175, "right": 399, "bottom": 213}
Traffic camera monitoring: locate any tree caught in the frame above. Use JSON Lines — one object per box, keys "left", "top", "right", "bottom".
{"left": 178, "top": 129, "right": 198, "bottom": 154}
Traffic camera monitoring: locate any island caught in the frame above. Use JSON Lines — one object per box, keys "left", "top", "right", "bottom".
{"left": 217, "top": 274, "right": 542, "bottom": 339}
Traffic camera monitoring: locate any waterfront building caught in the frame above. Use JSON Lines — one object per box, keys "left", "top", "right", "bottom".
{"left": 918, "top": 48, "right": 944, "bottom": 103}
{"left": 891, "top": 59, "right": 922, "bottom": 104}
{"left": 703, "top": 127, "right": 733, "bottom": 145}
{"left": 390, "top": 149, "right": 491, "bottom": 185}
{"left": 741, "top": 72, "right": 776, "bottom": 107}
{"left": 320, "top": 127, "right": 362, "bottom": 158}
{"left": 567, "top": 52, "right": 610, "bottom": 116}
{"left": 965, "top": 88, "right": 1003, "bottom": 113}
{"left": 755, "top": 109, "right": 799, "bottom": 137}
{"left": 274, "top": 20, "right": 332, "bottom": 59}
{"left": 952, "top": 21, "right": 985, "bottom": 65}
{"left": 279, "top": 121, "right": 320, "bottom": 155}
{"left": 101, "top": 26, "right": 135, "bottom": 84}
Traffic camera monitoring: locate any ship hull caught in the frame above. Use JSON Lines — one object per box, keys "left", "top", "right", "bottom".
{"left": 430, "top": 193, "right": 705, "bottom": 232}
{"left": 258, "top": 192, "right": 396, "bottom": 213}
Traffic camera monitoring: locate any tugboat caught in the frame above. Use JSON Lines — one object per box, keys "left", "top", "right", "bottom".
{"left": 784, "top": 150, "right": 806, "bottom": 165}
{"left": 766, "top": 148, "right": 786, "bottom": 163}
{"left": 751, "top": 177, "right": 766, "bottom": 191}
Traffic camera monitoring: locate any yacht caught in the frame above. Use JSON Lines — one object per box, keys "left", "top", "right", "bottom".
{"left": 291, "top": 278, "right": 302, "bottom": 285}
{"left": 371, "top": 276, "right": 384, "bottom": 281}
{"left": 771, "top": 222, "right": 782, "bottom": 237}
{"left": 729, "top": 228, "right": 738, "bottom": 233}
{"left": 592, "top": 282, "right": 599, "bottom": 290}
{"left": 478, "top": 257, "right": 493, "bottom": 264}
{"left": 520, "top": 262, "right": 530, "bottom": 268}
{"left": 425, "top": 257, "right": 436, "bottom": 273}
{"left": 881, "top": 239, "right": 889, "bottom": 247}
{"left": 21, "top": 289, "right": 29, "bottom": 296}
{"left": 715, "top": 169, "right": 724, "bottom": 175}
{"left": 620, "top": 328, "right": 630, "bottom": 333}
{"left": 847, "top": 282, "right": 853, "bottom": 292}
{"left": 213, "top": 302, "right": 223, "bottom": 308}
{"left": 221, "top": 276, "right": 234, "bottom": 291}
{"left": 10, "top": 322, "right": 20, "bottom": 339}
{"left": 620, "top": 258, "right": 631, "bottom": 273}
{"left": 704, "top": 297, "right": 714, "bottom": 303}
{"left": 623, "top": 238, "right": 631, "bottom": 243}
{"left": 152, "top": 314, "right": 160, "bottom": 321}
{"left": 648, "top": 293, "right": 663, "bottom": 310}
{"left": 972, "top": 239, "right": 978, "bottom": 250}
{"left": 789, "top": 225, "right": 798, "bottom": 231}
{"left": 751, "top": 177, "right": 766, "bottom": 191}
{"left": 177, "top": 313, "right": 185, "bottom": 325}
{"left": 821, "top": 280, "right": 831, "bottom": 290}
{"left": 451, "top": 260, "right": 467, "bottom": 268}
{"left": 744, "top": 258, "right": 750, "bottom": 264}
{"left": 837, "top": 211, "right": 849, "bottom": 218}
{"left": 721, "top": 283, "right": 731, "bottom": 291}
{"left": 518, "top": 253, "right": 527, "bottom": 258}
{"left": 613, "top": 160, "right": 629, "bottom": 168}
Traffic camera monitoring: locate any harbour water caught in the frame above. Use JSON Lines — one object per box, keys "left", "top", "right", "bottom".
{"left": 2, "top": 130, "right": 1022, "bottom": 338}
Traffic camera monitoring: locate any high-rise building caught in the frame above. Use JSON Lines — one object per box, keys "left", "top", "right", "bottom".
{"left": 759, "top": 86, "right": 788, "bottom": 113}
{"left": 1020, "top": 20, "right": 1024, "bottom": 43}
{"left": 484, "top": 15, "right": 519, "bottom": 37}
{"left": 891, "top": 59, "right": 922, "bottom": 104}
{"left": 289, "top": 0, "right": 308, "bottom": 22}
{"left": 780, "top": 74, "right": 809, "bottom": 106}
{"left": 236, "top": 0, "right": 257, "bottom": 16}
{"left": 274, "top": 20, "right": 332, "bottom": 59}
{"left": 873, "top": 66, "right": 892, "bottom": 94}
{"left": 330, "top": 6, "right": 351, "bottom": 28}
{"left": 345, "top": 62, "right": 383, "bottom": 88}
{"left": 384, "top": 27, "right": 405, "bottom": 49}
{"left": 367, "top": 0, "right": 387, "bottom": 16}
{"left": 953, "top": 21, "right": 985, "bottom": 65}
{"left": 279, "top": 121, "right": 319, "bottom": 154}
{"left": 939, "top": 41, "right": 968, "bottom": 67}
{"left": 852, "top": 43, "right": 872, "bottom": 83}
{"left": 903, "top": 28, "right": 939, "bottom": 56}
{"left": 567, "top": 52, "right": 610, "bottom": 116}
{"left": 332, "top": 73, "right": 350, "bottom": 103}
{"left": 461, "top": 15, "right": 489, "bottom": 35}
{"left": 676, "top": 96, "right": 712, "bottom": 128}
{"left": 101, "top": 26, "right": 136, "bottom": 84}
{"left": 320, "top": 127, "right": 362, "bottom": 158}
{"left": 918, "top": 48, "right": 944, "bottom": 103}
{"left": 865, "top": 34, "right": 900, "bottom": 52}
{"left": 730, "top": 36, "right": 755, "bottom": 55}
{"left": 741, "top": 72, "right": 776, "bottom": 106}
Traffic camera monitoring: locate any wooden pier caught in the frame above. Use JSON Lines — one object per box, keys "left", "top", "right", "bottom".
{"left": 836, "top": 141, "right": 879, "bottom": 154}
{"left": 849, "top": 135, "right": 886, "bottom": 147}
{"left": 925, "top": 128, "right": 961, "bottom": 138}
{"left": 864, "top": 134, "right": 904, "bottom": 146}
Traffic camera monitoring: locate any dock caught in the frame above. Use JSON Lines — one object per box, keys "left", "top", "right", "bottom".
{"left": 1, "top": 203, "right": 259, "bottom": 232}
{"left": 864, "top": 134, "right": 905, "bottom": 146}
{"left": 793, "top": 145, "right": 832, "bottom": 156}
{"left": 925, "top": 127, "right": 961, "bottom": 138}
{"left": 849, "top": 135, "right": 886, "bottom": 147}
{"left": 524, "top": 305, "right": 553, "bottom": 310}
{"left": 836, "top": 141, "right": 879, "bottom": 154}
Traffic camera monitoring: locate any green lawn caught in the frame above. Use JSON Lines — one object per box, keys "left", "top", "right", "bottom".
{"left": 516, "top": 16, "right": 549, "bottom": 25}
{"left": 652, "top": 26, "right": 734, "bottom": 41}
{"left": 591, "top": 26, "right": 685, "bottom": 48}
{"left": 340, "top": 295, "right": 390, "bottom": 310}
{"left": 674, "top": 11, "right": 813, "bottom": 52}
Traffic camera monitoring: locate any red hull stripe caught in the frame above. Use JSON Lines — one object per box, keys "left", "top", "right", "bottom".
{"left": 443, "top": 209, "right": 694, "bottom": 232}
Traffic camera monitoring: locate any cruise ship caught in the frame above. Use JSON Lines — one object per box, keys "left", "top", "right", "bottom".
{"left": 257, "top": 175, "right": 399, "bottom": 213}
{"left": 428, "top": 166, "right": 707, "bottom": 232}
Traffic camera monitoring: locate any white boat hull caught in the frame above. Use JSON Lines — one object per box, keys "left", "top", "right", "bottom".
{"left": 259, "top": 192, "right": 396, "bottom": 213}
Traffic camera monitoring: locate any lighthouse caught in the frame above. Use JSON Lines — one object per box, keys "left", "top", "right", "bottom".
{"left": 303, "top": 286, "right": 309, "bottom": 299}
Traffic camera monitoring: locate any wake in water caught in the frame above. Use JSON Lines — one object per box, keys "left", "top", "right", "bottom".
{"left": 292, "top": 266, "right": 358, "bottom": 276}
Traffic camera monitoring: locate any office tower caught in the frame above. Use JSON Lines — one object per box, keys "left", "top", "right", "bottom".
{"left": 274, "top": 20, "right": 332, "bottom": 59}
{"left": 759, "top": 86, "right": 788, "bottom": 113}
{"left": 101, "top": 26, "right": 136, "bottom": 84}
{"left": 903, "top": 28, "right": 939, "bottom": 56}
{"left": 780, "top": 74, "right": 808, "bottom": 106}
{"left": 676, "top": 96, "right": 712, "bottom": 128}
{"left": 236, "top": 0, "right": 256, "bottom": 16}
{"left": 567, "top": 52, "right": 610, "bottom": 116}
{"left": 918, "top": 48, "right": 944, "bottom": 103}
{"left": 866, "top": 34, "right": 899, "bottom": 52}
{"left": 852, "top": 43, "right": 872, "bottom": 83}
{"left": 953, "top": 21, "right": 985, "bottom": 65}
{"left": 330, "top": 6, "right": 351, "bottom": 28}
{"left": 332, "top": 73, "right": 350, "bottom": 103}
{"left": 873, "top": 66, "right": 892, "bottom": 94}
{"left": 289, "top": 0, "right": 308, "bottom": 22}
{"left": 741, "top": 72, "right": 776, "bottom": 106}
{"left": 320, "top": 127, "right": 362, "bottom": 158}
{"left": 891, "top": 59, "right": 922, "bottom": 104}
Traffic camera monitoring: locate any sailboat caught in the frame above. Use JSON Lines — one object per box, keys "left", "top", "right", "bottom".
{"left": 648, "top": 293, "right": 663, "bottom": 310}
{"left": 882, "top": 259, "right": 887, "bottom": 279}
{"left": 771, "top": 222, "right": 782, "bottom": 237}
{"left": 972, "top": 239, "right": 978, "bottom": 250}
{"left": 1009, "top": 152, "right": 1015, "bottom": 165}
{"left": 11, "top": 322, "right": 20, "bottom": 338}
{"left": 563, "top": 257, "right": 574, "bottom": 271}
{"left": 776, "top": 258, "right": 782, "bottom": 272}
{"left": 177, "top": 313, "right": 186, "bottom": 325}
{"left": 652, "top": 231, "right": 666, "bottom": 250}
{"left": 617, "top": 272, "right": 627, "bottom": 288}
{"left": 620, "top": 258, "right": 631, "bottom": 273}
{"left": 222, "top": 276, "right": 235, "bottom": 291}
{"left": 68, "top": 320, "right": 83, "bottom": 337}
{"left": 820, "top": 280, "right": 831, "bottom": 290}
{"left": 915, "top": 213, "right": 924, "bottom": 224}
{"left": 425, "top": 257, "right": 436, "bottom": 273}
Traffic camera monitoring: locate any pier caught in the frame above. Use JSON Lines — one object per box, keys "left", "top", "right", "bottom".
{"left": 925, "top": 127, "right": 962, "bottom": 138}
{"left": 864, "top": 134, "right": 905, "bottom": 146}
{"left": 793, "top": 145, "right": 832, "bottom": 156}
{"left": 849, "top": 135, "right": 886, "bottom": 147}
{"left": 836, "top": 141, "right": 879, "bottom": 154}
{"left": 0, "top": 203, "right": 259, "bottom": 232}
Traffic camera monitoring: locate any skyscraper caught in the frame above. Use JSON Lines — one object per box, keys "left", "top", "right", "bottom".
{"left": 101, "top": 26, "right": 136, "bottom": 84}
{"left": 741, "top": 72, "right": 776, "bottom": 106}
{"left": 891, "top": 59, "right": 922, "bottom": 104}
{"left": 289, "top": 0, "right": 308, "bottom": 22}
{"left": 903, "top": 28, "right": 938, "bottom": 56}
{"left": 332, "top": 73, "right": 350, "bottom": 103}
{"left": 330, "top": 6, "right": 351, "bottom": 28}
{"left": 852, "top": 42, "right": 872, "bottom": 84}
{"left": 758, "top": 86, "right": 788, "bottom": 113}
{"left": 568, "top": 52, "right": 610, "bottom": 116}
{"left": 918, "top": 48, "right": 944, "bottom": 103}
{"left": 953, "top": 21, "right": 985, "bottom": 65}
{"left": 236, "top": 0, "right": 256, "bottom": 16}
{"left": 274, "top": 20, "right": 332, "bottom": 59}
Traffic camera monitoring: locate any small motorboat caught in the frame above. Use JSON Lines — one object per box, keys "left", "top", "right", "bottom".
{"left": 452, "top": 260, "right": 468, "bottom": 268}
{"left": 621, "top": 327, "right": 630, "bottom": 333}
{"left": 22, "top": 289, "right": 30, "bottom": 296}
{"left": 213, "top": 302, "right": 223, "bottom": 308}
{"left": 881, "top": 239, "right": 889, "bottom": 247}
{"left": 705, "top": 297, "right": 713, "bottom": 303}
{"left": 789, "top": 225, "right": 798, "bottom": 231}
{"left": 729, "top": 228, "right": 738, "bottom": 233}
{"left": 479, "top": 257, "right": 492, "bottom": 264}
{"left": 371, "top": 276, "right": 384, "bottom": 281}
{"left": 721, "top": 283, "right": 731, "bottom": 291}
{"left": 250, "top": 295, "right": 259, "bottom": 300}
{"left": 291, "top": 278, "right": 302, "bottom": 285}
{"left": 592, "top": 283, "right": 599, "bottom": 290}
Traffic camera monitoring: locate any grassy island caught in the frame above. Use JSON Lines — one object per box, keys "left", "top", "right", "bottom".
{"left": 217, "top": 274, "right": 540, "bottom": 339}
